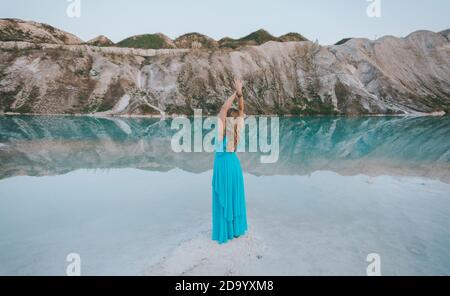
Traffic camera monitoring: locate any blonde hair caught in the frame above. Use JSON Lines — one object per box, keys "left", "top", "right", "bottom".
{"left": 225, "top": 116, "right": 244, "bottom": 152}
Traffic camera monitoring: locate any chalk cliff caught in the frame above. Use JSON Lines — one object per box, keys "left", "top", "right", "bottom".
{"left": 0, "top": 19, "right": 449, "bottom": 115}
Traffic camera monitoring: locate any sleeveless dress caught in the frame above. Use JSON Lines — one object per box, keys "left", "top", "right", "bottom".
{"left": 212, "top": 136, "right": 248, "bottom": 244}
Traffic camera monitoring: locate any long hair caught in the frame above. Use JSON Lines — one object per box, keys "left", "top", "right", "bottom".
{"left": 225, "top": 108, "right": 241, "bottom": 152}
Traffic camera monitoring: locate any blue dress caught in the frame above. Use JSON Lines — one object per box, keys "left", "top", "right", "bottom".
{"left": 212, "top": 136, "right": 248, "bottom": 244}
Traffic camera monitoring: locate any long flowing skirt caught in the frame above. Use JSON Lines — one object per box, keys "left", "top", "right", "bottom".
{"left": 211, "top": 152, "right": 248, "bottom": 244}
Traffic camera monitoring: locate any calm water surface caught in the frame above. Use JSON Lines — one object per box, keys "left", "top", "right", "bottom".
{"left": 0, "top": 115, "right": 449, "bottom": 275}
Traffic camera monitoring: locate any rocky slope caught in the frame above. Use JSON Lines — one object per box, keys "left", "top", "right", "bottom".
{"left": 87, "top": 35, "right": 114, "bottom": 47}
{"left": 174, "top": 33, "right": 218, "bottom": 49}
{"left": 440, "top": 29, "right": 450, "bottom": 41}
{"left": 0, "top": 20, "right": 449, "bottom": 115}
{"left": 0, "top": 18, "right": 83, "bottom": 45}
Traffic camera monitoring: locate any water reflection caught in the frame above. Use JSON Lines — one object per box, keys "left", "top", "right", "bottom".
{"left": 0, "top": 115, "right": 449, "bottom": 182}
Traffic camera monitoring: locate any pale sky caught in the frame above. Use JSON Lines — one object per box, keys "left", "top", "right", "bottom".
{"left": 0, "top": 0, "right": 449, "bottom": 45}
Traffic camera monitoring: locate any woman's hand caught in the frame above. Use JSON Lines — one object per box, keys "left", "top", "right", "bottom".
{"left": 233, "top": 78, "right": 243, "bottom": 97}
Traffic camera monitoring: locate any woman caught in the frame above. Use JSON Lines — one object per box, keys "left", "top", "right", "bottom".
{"left": 212, "top": 78, "right": 248, "bottom": 244}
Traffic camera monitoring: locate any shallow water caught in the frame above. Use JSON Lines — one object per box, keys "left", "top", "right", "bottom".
{"left": 0, "top": 115, "right": 449, "bottom": 275}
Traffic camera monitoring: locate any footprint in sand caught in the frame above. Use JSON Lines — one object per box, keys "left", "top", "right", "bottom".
{"left": 144, "top": 225, "right": 268, "bottom": 276}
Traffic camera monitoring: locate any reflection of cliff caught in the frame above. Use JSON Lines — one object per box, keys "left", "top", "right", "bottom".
{"left": 0, "top": 116, "right": 449, "bottom": 182}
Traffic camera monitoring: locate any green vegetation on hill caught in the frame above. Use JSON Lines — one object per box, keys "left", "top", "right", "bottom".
{"left": 174, "top": 33, "right": 218, "bottom": 49}
{"left": 0, "top": 26, "right": 33, "bottom": 43}
{"left": 0, "top": 18, "right": 311, "bottom": 50}
{"left": 114, "top": 29, "right": 308, "bottom": 50}
{"left": 239, "top": 29, "right": 278, "bottom": 45}
{"left": 219, "top": 29, "right": 309, "bottom": 49}
{"left": 116, "top": 34, "right": 170, "bottom": 49}
{"left": 334, "top": 38, "right": 353, "bottom": 45}
{"left": 279, "top": 32, "right": 308, "bottom": 42}
{"left": 217, "top": 37, "right": 240, "bottom": 49}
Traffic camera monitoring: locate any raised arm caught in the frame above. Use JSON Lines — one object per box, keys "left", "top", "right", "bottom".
{"left": 217, "top": 78, "right": 244, "bottom": 141}
{"left": 218, "top": 91, "right": 237, "bottom": 124}
{"left": 235, "top": 80, "right": 245, "bottom": 146}
{"left": 235, "top": 78, "right": 244, "bottom": 117}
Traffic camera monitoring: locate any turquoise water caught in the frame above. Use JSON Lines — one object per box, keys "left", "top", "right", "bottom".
{"left": 0, "top": 115, "right": 449, "bottom": 275}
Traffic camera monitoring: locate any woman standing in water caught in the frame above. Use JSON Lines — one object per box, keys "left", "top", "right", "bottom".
{"left": 212, "top": 78, "right": 248, "bottom": 244}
